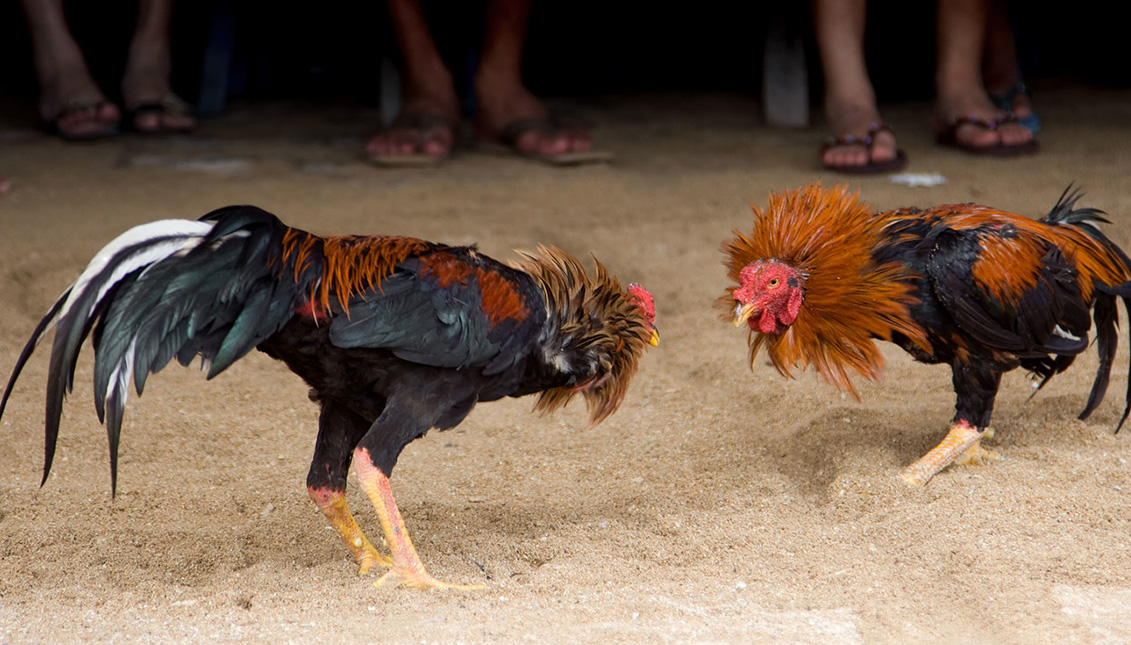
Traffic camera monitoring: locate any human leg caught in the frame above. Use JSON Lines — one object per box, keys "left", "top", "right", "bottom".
{"left": 473, "top": 0, "right": 609, "bottom": 163}
{"left": 366, "top": 0, "right": 460, "bottom": 163}
{"left": 812, "top": 0, "right": 901, "bottom": 172}
{"left": 935, "top": 0, "right": 1035, "bottom": 152}
{"left": 21, "top": 0, "right": 120, "bottom": 139}
{"left": 121, "top": 0, "right": 195, "bottom": 133}
{"left": 981, "top": 0, "right": 1038, "bottom": 132}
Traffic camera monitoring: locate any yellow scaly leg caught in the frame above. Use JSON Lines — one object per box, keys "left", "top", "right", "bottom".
{"left": 353, "top": 448, "right": 484, "bottom": 590}
{"left": 901, "top": 421, "right": 984, "bottom": 486}
{"left": 308, "top": 486, "right": 391, "bottom": 574}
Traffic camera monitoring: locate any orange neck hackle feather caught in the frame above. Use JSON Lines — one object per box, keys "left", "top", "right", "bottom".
{"left": 280, "top": 228, "right": 432, "bottom": 316}
{"left": 512, "top": 245, "right": 654, "bottom": 426}
{"left": 722, "top": 183, "right": 929, "bottom": 396}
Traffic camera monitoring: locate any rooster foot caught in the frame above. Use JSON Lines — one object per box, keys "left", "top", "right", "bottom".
{"left": 901, "top": 421, "right": 982, "bottom": 486}
{"left": 356, "top": 546, "right": 393, "bottom": 575}
{"left": 954, "top": 437, "right": 1002, "bottom": 467}
{"left": 373, "top": 568, "right": 485, "bottom": 591}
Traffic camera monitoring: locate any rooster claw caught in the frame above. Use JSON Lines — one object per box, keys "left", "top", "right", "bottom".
{"left": 356, "top": 550, "right": 393, "bottom": 576}
{"left": 953, "top": 438, "right": 1002, "bottom": 467}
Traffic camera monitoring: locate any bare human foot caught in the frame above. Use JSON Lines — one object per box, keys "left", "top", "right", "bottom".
{"left": 366, "top": 72, "right": 460, "bottom": 163}
{"left": 935, "top": 89, "right": 1033, "bottom": 149}
{"left": 473, "top": 69, "right": 592, "bottom": 159}
{"left": 34, "top": 43, "right": 119, "bottom": 138}
{"left": 984, "top": 77, "right": 1035, "bottom": 123}
{"left": 981, "top": 0, "right": 1038, "bottom": 133}
{"left": 983, "top": 72, "right": 1040, "bottom": 134}
{"left": 935, "top": 0, "right": 1035, "bottom": 152}
{"left": 23, "top": 0, "right": 119, "bottom": 139}
{"left": 821, "top": 102, "right": 900, "bottom": 171}
{"left": 121, "top": 35, "right": 195, "bottom": 133}
{"left": 40, "top": 93, "right": 120, "bottom": 139}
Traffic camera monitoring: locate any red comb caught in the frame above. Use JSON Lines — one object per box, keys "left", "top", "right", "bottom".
{"left": 626, "top": 283, "right": 656, "bottom": 326}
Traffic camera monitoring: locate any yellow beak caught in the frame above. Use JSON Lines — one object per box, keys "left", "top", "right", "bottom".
{"left": 733, "top": 302, "right": 757, "bottom": 328}
{"left": 649, "top": 328, "right": 660, "bottom": 347}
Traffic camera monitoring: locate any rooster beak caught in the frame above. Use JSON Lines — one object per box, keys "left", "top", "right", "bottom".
{"left": 733, "top": 302, "right": 757, "bottom": 328}
{"left": 649, "top": 328, "right": 660, "bottom": 347}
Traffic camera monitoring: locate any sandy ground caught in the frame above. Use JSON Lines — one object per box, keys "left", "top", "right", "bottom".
{"left": 2, "top": 87, "right": 1131, "bottom": 644}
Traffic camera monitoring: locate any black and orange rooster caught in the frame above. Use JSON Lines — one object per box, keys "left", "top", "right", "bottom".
{"left": 0, "top": 206, "right": 658, "bottom": 590}
{"left": 723, "top": 184, "right": 1131, "bottom": 485}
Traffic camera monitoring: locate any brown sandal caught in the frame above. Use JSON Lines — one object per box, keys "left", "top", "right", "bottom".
{"left": 935, "top": 114, "right": 1039, "bottom": 157}
{"left": 820, "top": 122, "right": 907, "bottom": 175}
{"left": 479, "top": 116, "right": 613, "bottom": 166}
{"left": 368, "top": 113, "right": 458, "bottom": 167}
{"left": 124, "top": 93, "right": 195, "bottom": 134}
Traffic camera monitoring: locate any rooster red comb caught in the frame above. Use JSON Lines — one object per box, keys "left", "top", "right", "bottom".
{"left": 627, "top": 283, "right": 656, "bottom": 327}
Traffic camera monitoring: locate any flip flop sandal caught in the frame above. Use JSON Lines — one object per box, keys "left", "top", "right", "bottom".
{"left": 936, "top": 114, "right": 1040, "bottom": 157}
{"left": 42, "top": 100, "right": 121, "bottom": 141}
{"left": 820, "top": 122, "right": 907, "bottom": 175}
{"left": 479, "top": 116, "right": 613, "bottom": 166}
{"left": 989, "top": 81, "right": 1041, "bottom": 134}
{"left": 124, "top": 93, "right": 195, "bottom": 134}
{"left": 368, "top": 113, "right": 458, "bottom": 167}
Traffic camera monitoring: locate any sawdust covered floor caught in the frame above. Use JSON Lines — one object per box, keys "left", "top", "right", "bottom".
{"left": 3, "top": 87, "right": 1131, "bottom": 644}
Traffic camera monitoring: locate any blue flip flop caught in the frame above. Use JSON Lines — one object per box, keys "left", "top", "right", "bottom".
{"left": 990, "top": 81, "right": 1041, "bottom": 134}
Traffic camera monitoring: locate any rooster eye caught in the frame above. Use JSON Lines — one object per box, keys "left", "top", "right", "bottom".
{"left": 767, "top": 278, "right": 780, "bottom": 288}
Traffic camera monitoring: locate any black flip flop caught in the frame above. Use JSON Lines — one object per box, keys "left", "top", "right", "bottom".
{"left": 480, "top": 116, "right": 613, "bottom": 166}
{"left": 123, "top": 93, "right": 195, "bottom": 134}
{"left": 368, "top": 113, "right": 458, "bottom": 167}
{"left": 42, "top": 100, "right": 120, "bottom": 141}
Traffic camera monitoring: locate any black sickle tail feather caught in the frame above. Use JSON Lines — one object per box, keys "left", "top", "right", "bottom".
{"left": 0, "top": 206, "right": 308, "bottom": 494}
{"left": 1045, "top": 184, "right": 1112, "bottom": 228}
{"left": 1121, "top": 293, "right": 1131, "bottom": 433}
{"left": 0, "top": 288, "right": 70, "bottom": 425}
{"left": 1091, "top": 286, "right": 1131, "bottom": 433}
{"left": 1048, "top": 186, "right": 1131, "bottom": 433}
{"left": 1078, "top": 292, "right": 1118, "bottom": 423}
{"left": 1046, "top": 184, "right": 1131, "bottom": 269}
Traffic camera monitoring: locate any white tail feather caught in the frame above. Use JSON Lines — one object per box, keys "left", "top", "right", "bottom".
{"left": 53, "top": 220, "right": 214, "bottom": 327}
{"left": 107, "top": 339, "right": 138, "bottom": 409}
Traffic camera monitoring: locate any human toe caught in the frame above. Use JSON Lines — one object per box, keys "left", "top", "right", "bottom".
{"left": 823, "top": 146, "right": 857, "bottom": 168}
{"left": 997, "top": 122, "right": 1033, "bottom": 147}
{"left": 54, "top": 104, "right": 120, "bottom": 139}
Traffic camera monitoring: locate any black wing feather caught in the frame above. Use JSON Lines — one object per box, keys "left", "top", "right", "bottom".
{"left": 328, "top": 253, "right": 544, "bottom": 373}
{"left": 928, "top": 231, "right": 1091, "bottom": 359}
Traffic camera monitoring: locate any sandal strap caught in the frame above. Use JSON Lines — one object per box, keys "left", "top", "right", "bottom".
{"left": 822, "top": 122, "right": 895, "bottom": 151}
{"left": 991, "top": 81, "right": 1032, "bottom": 106}
{"left": 945, "top": 113, "right": 1019, "bottom": 132}
{"left": 126, "top": 93, "right": 195, "bottom": 119}
{"left": 495, "top": 116, "right": 572, "bottom": 147}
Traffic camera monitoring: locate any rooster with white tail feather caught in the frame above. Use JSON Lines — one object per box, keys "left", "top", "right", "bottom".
{"left": 1, "top": 206, "right": 658, "bottom": 590}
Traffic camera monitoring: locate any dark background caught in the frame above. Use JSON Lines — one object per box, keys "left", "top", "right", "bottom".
{"left": 0, "top": 1, "right": 1124, "bottom": 118}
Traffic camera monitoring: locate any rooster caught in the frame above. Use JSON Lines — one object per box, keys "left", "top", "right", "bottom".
{"left": 0, "top": 206, "right": 658, "bottom": 590}
{"left": 723, "top": 184, "right": 1131, "bottom": 485}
